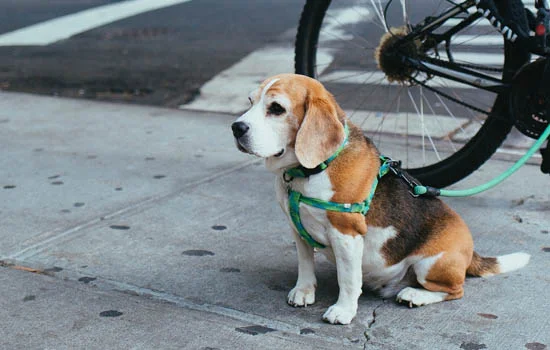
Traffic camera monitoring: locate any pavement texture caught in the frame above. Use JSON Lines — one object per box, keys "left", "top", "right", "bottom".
{"left": 0, "top": 0, "right": 303, "bottom": 108}
{"left": 1, "top": 91, "right": 549, "bottom": 350}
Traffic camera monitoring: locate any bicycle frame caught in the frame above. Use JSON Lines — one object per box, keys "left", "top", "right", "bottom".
{"left": 391, "top": 0, "right": 530, "bottom": 94}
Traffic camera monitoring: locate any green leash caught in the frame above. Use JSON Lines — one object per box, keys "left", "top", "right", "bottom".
{"left": 414, "top": 124, "right": 550, "bottom": 197}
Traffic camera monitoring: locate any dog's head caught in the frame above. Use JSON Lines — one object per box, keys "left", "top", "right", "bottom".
{"left": 231, "top": 74, "right": 346, "bottom": 170}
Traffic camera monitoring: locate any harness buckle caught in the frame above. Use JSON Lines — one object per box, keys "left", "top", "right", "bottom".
{"left": 387, "top": 159, "right": 422, "bottom": 197}
{"left": 283, "top": 172, "right": 294, "bottom": 183}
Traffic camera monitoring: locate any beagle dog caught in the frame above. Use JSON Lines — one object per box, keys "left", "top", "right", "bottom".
{"left": 231, "top": 73, "right": 530, "bottom": 325}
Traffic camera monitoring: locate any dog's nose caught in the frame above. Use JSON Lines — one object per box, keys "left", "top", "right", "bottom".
{"left": 231, "top": 121, "right": 249, "bottom": 139}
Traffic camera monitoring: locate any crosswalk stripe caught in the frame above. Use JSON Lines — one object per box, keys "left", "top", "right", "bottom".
{"left": 320, "top": 6, "right": 371, "bottom": 43}
{"left": 345, "top": 110, "right": 469, "bottom": 138}
{"left": 179, "top": 47, "right": 334, "bottom": 114}
{"left": 180, "top": 48, "right": 502, "bottom": 114}
{"left": 439, "top": 52, "right": 503, "bottom": 65}
{"left": 180, "top": 0, "right": 521, "bottom": 115}
{"left": 453, "top": 35, "right": 503, "bottom": 46}
{"left": 444, "top": 18, "right": 491, "bottom": 27}
{"left": 320, "top": 66, "right": 500, "bottom": 89}
{"left": 0, "top": 0, "right": 193, "bottom": 46}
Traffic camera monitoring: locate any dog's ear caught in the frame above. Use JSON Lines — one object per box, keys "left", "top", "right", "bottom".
{"left": 295, "top": 93, "right": 346, "bottom": 169}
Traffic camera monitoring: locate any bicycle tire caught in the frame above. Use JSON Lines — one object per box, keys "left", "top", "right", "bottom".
{"left": 295, "top": 0, "right": 531, "bottom": 188}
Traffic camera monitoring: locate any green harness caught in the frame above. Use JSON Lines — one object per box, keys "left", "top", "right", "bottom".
{"left": 284, "top": 124, "right": 392, "bottom": 249}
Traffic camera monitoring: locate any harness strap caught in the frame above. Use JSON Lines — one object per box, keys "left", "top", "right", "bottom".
{"left": 289, "top": 191, "right": 327, "bottom": 249}
{"left": 288, "top": 156, "right": 392, "bottom": 249}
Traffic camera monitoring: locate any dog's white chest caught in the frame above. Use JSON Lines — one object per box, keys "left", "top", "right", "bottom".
{"left": 275, "top": 172, "right": 334, "bottom": 247}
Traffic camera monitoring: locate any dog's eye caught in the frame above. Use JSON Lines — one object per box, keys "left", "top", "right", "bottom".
{"left": 267, "top": 102, "right": 286, "bottom": 116}
{"left": 248, "top": 97, "right": 253, "bottom": 106}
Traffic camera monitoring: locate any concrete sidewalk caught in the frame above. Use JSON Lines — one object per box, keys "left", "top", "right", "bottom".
{"left": 1, "top": 92, "right": 549, "bottom": 349}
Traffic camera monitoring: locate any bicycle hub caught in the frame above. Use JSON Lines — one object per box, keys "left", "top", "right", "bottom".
{"left": 375, "top": 26, "right": 419, "bottom": 84}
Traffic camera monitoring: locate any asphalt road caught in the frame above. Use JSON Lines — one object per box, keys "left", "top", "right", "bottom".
{"left": 0, "top": 0, "right": 304, "bottom": 107}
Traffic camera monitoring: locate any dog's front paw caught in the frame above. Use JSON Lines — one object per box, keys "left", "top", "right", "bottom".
{"left": 396, "top": 287, "right": 447, "bottom": 307}
{"left": 287, "top": 285, "right": 316, "bottom": 307}
{"left": 322, "top": 304, "right": 357, "bottom": 325}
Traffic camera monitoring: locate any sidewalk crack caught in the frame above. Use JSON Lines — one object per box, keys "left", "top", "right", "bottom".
{"left": 363, "top": 300, "right": 386, "bottom": 348}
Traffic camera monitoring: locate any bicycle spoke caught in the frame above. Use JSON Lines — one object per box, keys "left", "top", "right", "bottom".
{"left": 421, "top": 91, "right": 458, "bottom": 152}
{"left": 319, "top": 28, "right": 371, "bottom": 50}
{"left": 369, "top": 0, "right": 389, "bottom": 32}
{"left": 407, "top": 88, "right": 442, "bottom": 162}
{"left": 320, "top": 71, "right": 370, "bottom": 83}
{"left": 324, "top": 8, "right": 378, "bottom": 47}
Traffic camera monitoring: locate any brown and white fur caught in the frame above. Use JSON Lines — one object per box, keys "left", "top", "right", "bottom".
{"left": 231, "top": 73, "right": 530, "bottom": 325}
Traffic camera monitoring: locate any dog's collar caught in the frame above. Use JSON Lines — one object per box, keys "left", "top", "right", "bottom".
{"left": 283, "top": 122, "right": 349, "bottom": 181}
{"left": 288, "top": 156, "right": 393, "bottom": 249}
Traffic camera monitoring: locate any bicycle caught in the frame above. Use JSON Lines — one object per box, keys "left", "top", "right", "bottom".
{"left": 295, "top": 0, "right": 550, "bottom": 188}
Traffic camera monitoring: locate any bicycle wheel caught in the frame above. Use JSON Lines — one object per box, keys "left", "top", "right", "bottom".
{"left": 295, "top": 0, "right": 530, "bottom": 187}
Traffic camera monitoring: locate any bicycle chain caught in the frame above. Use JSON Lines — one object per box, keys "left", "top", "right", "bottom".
{"left": 421, "top": 54, "right": 504, "bottom": 72}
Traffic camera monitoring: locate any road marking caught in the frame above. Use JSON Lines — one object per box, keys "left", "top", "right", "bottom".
{"left": 181, "top": 49, "right": 502, "bottom": 115}
{"left": 180, "top": 47, "right": 334, "bottom": 114}
{"left": 320, "top": 68, "right": 500, "bottom": 89}
{"left": 0, "top": 0, "right": 193, "bottom": 46}
{"left": 439, "top": 52, "right": 503, "bottom": 65}
{"left": 453, "top": 35, "right": 502, "bottom": 46}
{"left": 348, "top": 110, "right": 469, "bottom": 139}
{"left": 320, "top": 6, "right": 371, "bottom": 43}
{"left": 180, "top": 1, "right": 506, "bottom": 115}
{"left": 181, "top": 3, "right": 373, "bottom": 114}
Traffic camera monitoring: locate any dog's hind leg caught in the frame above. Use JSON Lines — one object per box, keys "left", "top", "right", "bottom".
{"left": 396, "top": 252, "right": 467, "bottom": 307}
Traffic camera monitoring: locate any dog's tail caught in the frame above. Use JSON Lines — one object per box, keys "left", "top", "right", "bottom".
{"left": 466, "top": 251, "right": 530, "bottom": 277}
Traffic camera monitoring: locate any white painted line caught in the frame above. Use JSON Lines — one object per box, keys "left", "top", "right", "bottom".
{"left": 179, "top": 3, "right": 378, "bottom": 114}
{"left": 496, "top": 148, "right": 542, "bottom": 158}
{"left": 180, "top": 47, "right": 334, "bottom": 114}
{"left": 0, "top": 0, "right": 192, "bottom": 46}
{"left": 348, "top": 110, "right": 469, "bottom": 139}
{"left": 453, "top": 35, "right": 502, "bottom": 46}
{"left": 179, "top": 0, "right": 507, "bottom": 115}
{"left": 320, "top": 68, "right": 500, "bottom": 89}
{"left": 444, "top": 18, "right": 491, "bottom": 27}
{"left": 320, "top": 6, "right": 372, "bottom": 42}
{"left": 441, "top": 52, "right": 504, "bottom": 65}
